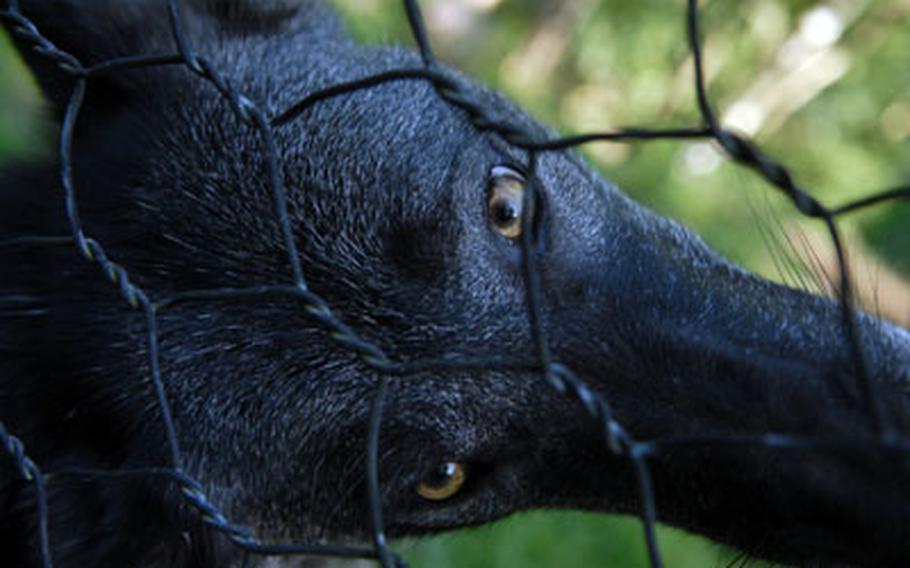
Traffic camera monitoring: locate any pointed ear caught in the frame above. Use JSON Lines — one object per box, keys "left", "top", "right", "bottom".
{"left": 194, "top": 0, "right": 323, "bottom": 35}
{"left": 2, "top": 0, "right": 320, "bottom": 116}
{"left": 4, "top": 1, "right": 176, "bottom": 115}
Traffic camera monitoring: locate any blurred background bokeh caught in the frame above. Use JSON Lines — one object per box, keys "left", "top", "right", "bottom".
{"left": 1, "top": 0, "right": 908, "bottom": 566}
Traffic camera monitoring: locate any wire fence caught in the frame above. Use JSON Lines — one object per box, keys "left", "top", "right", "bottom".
{"left": 1, "top": 0, "right": 909, "bottom": 567}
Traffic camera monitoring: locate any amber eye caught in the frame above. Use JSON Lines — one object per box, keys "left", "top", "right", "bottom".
{"left": 487, "top": 166, "right": 529, "bottom": 240}
{"left": 415, "top": 462, "right": 467, "bottom": 501}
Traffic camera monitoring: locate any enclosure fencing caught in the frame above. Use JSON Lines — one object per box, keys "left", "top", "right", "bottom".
{"left": 1, "top": 0, "right": 909, "bottom": 567}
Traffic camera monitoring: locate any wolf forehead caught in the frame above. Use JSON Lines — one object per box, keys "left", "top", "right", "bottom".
{"left": 81, "top": 32, "right": 531, "bottom": 214}
{"left": 66, "top": 16, "right": 610, "bottom": 297}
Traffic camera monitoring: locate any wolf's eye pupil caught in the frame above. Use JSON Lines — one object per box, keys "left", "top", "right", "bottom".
{"left": 487, "top": 166, "right": 529, "bottom": 240}
{"left": 493, "top": 200, "right": 519, "bottom": 224}
{"left": 416, "top": 462, "right": 467, "bottom": 501}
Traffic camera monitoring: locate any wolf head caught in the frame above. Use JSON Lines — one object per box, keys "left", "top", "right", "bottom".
{"left": 1, "top": 1, "right": 909, "bottom": 566}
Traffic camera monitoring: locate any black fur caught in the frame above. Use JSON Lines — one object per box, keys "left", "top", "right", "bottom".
{"left": 2, "top": 1, "right": 910, "bottom": 566}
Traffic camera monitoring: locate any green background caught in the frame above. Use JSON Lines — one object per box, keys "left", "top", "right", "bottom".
{"left": 1, "top": 1, "right": 908, "bottom": 567}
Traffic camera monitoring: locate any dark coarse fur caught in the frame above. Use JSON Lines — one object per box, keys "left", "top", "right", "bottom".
{"left": 2, "top": 1, "right": 910, "bottom": 567}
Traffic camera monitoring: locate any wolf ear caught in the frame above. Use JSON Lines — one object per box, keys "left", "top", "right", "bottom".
{"left": 3, "top": 0, "right": 318, "bottom": 116}
{"left": 193, "top": 0, "right": 319, "bottom": 34}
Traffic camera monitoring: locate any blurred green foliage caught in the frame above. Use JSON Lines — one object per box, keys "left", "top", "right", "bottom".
{"left": 400, "top": 510, "right": 731, "bottom": 568}
{"left": 0, "top": 1, "right": 907, "bottom": 567}
{"left": 0, "top": 27, "right": 42, "bottom": 162}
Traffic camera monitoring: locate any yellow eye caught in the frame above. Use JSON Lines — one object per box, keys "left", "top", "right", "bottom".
{"left": 487, "top": 166, "right": 529, "bottom": 240}
{"left": 415, "top": 462, "right": 467, "bottom": 501}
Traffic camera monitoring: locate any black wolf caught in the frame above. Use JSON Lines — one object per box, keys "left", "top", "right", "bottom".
{"left": 1, "top": 1, "right": 909, "bottom": 566}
